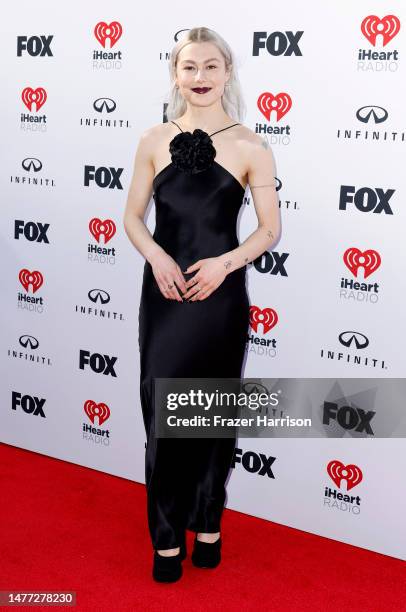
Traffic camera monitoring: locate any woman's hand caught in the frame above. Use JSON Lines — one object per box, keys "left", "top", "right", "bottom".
{"left": 182, "top": 257, "right": 229, "bottom": 301}
{"left": 150, "top": 251, "right": 188, "bottom": 302}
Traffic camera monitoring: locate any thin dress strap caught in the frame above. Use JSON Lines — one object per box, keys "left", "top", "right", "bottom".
{"left": 170, "top": 120, "right": 240, "bottom": 136}
{"left": 209, "top": 123, "right": 240, "bottom": 136}
{"left": 171, "top": 120, "right": 184, "bottom": 132}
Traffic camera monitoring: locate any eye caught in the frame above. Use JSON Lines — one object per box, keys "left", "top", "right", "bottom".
{"left": 183, "top": 65, "right": 218, "bottom": 70}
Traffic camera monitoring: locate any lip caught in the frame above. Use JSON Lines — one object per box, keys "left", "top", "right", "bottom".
{"left": 192, "top": 87, "right": 211, "bottom": 94}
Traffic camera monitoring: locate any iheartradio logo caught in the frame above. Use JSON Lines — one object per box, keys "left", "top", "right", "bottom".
{"left": 19, "top": 269, "right": 44, "bottom": 293}
{"left": 250, "top": 306, "right": 278, "bottom": 334}
{"left": 327, "top": 460, "right": 363, "bottom": 491}
{"left": 21, "top": 87, "right": 47, "bottom": 112}
{"left": 84, "top": 400, "right": 110, "bottom": 425}
{"left": 343, "top": 248, "right": 381, "bottom": 279}
{"left": 361, "top": 15, "right": 400, "bottom": 47}
{"left": 89, "top": 218, "right": 116, "bottom": 244}
{"left": 94, "top": 21, "right": 123, "bottom": 48}
{"left": 257, "top": 92, "right": 292, "bottom": 121}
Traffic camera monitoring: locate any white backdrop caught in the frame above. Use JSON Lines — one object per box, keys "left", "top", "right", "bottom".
{"left": 1, "top": 1, "right": 405, "bottom": 561}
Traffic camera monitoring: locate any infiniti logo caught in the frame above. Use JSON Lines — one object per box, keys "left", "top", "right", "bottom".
{"left": 19, "top": 334, "right": 39, "bottom": 349}
{"left": 88, "top": 288, "right": 111, "bottom": 304}
{"left": 338, "top": 331, "right": 369, "bottom": 350}
{"left": 22, "top": 158, "right": 42, "bottom": 172}
{"left": 93, "top": 97, "right": 117, "bottom": 113}
{"left": 174, "top": 29, "right": 190, "bottom": 42}
{"left": 242, "top": 382, "right": 270, "bottom": 396}
{"left": 356, "top": 105, "right": 388, "bottom": 124}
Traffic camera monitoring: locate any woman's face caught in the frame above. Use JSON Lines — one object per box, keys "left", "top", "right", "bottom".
{"left": 175, "top": 42, "right": 230, "bottom": 106}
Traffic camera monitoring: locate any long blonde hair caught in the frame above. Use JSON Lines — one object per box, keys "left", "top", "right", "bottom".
{"left": 164, "top": 27, "right": 246, "bottom": 123}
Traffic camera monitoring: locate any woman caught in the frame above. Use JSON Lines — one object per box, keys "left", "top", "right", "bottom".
{"left": 123, "top": 26, "right": 280, "bottom": 582}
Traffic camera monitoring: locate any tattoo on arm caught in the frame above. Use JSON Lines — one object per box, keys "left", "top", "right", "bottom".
{"left": 224, "top": 260, "right": 232, "bottom": 270}
{"left": 261, "top": 139, "right": 270, "bottom": 150}
{"left": 244, "top": 257, "right": 249, "bottom": 263}
{"left": 266, "top": 229, "right": 274, "bottom": 240}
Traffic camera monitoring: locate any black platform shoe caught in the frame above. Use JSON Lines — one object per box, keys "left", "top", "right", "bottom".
{"left": 152, "top": 549, "right": 183, "bottom": 583}
{"left": 191, "top": 535, "right": 222, "bottom": 569}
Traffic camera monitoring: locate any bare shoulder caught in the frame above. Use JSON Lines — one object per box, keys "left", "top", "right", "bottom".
{"left": 235, "top": 125, "right": 275, "bottom": 174}
{"left": 236, "top": 124, "right": 273, "bottom": 154}
{"left": 137, "top": 122, "right": 169, "bottom": 149}
{"left": 233, "top": 125, "right": 275, "bottom": 182}
{"left": 134, "top": 122, "right": 172, "bottom": 168}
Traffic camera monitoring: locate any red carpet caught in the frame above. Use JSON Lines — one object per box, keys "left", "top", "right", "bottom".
{"left": 1, "top": 442, "right": 404, "bottom": 611}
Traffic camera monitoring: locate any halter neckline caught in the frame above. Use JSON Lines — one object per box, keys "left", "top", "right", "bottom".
{"left": 170, "top": 120, "right": 240, "bottom": 137}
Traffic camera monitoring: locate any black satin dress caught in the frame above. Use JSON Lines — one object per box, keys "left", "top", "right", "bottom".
{"left": 138, "top": 120, "right": 250, "bottom": 550}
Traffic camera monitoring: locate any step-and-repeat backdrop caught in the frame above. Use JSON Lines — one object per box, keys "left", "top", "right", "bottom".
{"left": 1, "top": 2, "right": 405, "bottom": 560}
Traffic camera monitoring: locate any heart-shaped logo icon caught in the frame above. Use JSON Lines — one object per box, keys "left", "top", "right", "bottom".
{"left": 361, "top": 15, "right": 400, "bottom": 47}
{"left": 257, "top": 92, "right": 292, "bottom": 122}
{"left": 89, "top": 218, "right": 116, "bottom": 244}
{"left": 19, "top": 269, "right": 44, "bottom": 293}
{"left": 327, "top": 460, "right": 363, "bottom": 491}
{"left": 21, "top": 87, "right": 47, "bottom": 112}
{"left": 343, "top": 248, "right": 381, "bottom": 279}
{"left": 84, "top": 400, "right": 111, "bottom": 425}
{"left": 249, "top": 306, "right": 278, "bottom": 333}
{"left": 94, "top": 21, "right": 123, "bottom": 48}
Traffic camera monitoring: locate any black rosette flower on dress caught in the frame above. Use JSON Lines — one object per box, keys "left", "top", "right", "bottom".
{"left": 169, "top": 129, "right": 216, "bottom": 175}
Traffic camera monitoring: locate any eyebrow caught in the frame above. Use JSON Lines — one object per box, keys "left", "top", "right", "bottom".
{"left": 180, "top": 58, "right": 220, "bottom": 64}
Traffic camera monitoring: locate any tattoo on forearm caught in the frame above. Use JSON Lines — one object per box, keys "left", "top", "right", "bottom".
{"left": 266, "top": 229, "right": 274, "bottom": 240}
{"left": 224, "top": 260, "right": 232, "bottom": 270}
{"left": 244, "top": 257, "right": 249, "bottom": 263}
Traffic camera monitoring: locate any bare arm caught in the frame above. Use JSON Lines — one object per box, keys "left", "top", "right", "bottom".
{"left": 123, "top": 129, "right": 187, "bottom": 301}
{"left": 217, "top": 137, "right": 281, "bottom": 274}
{"left": 123, "top": 129, "right": 166, "bottom": 263}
